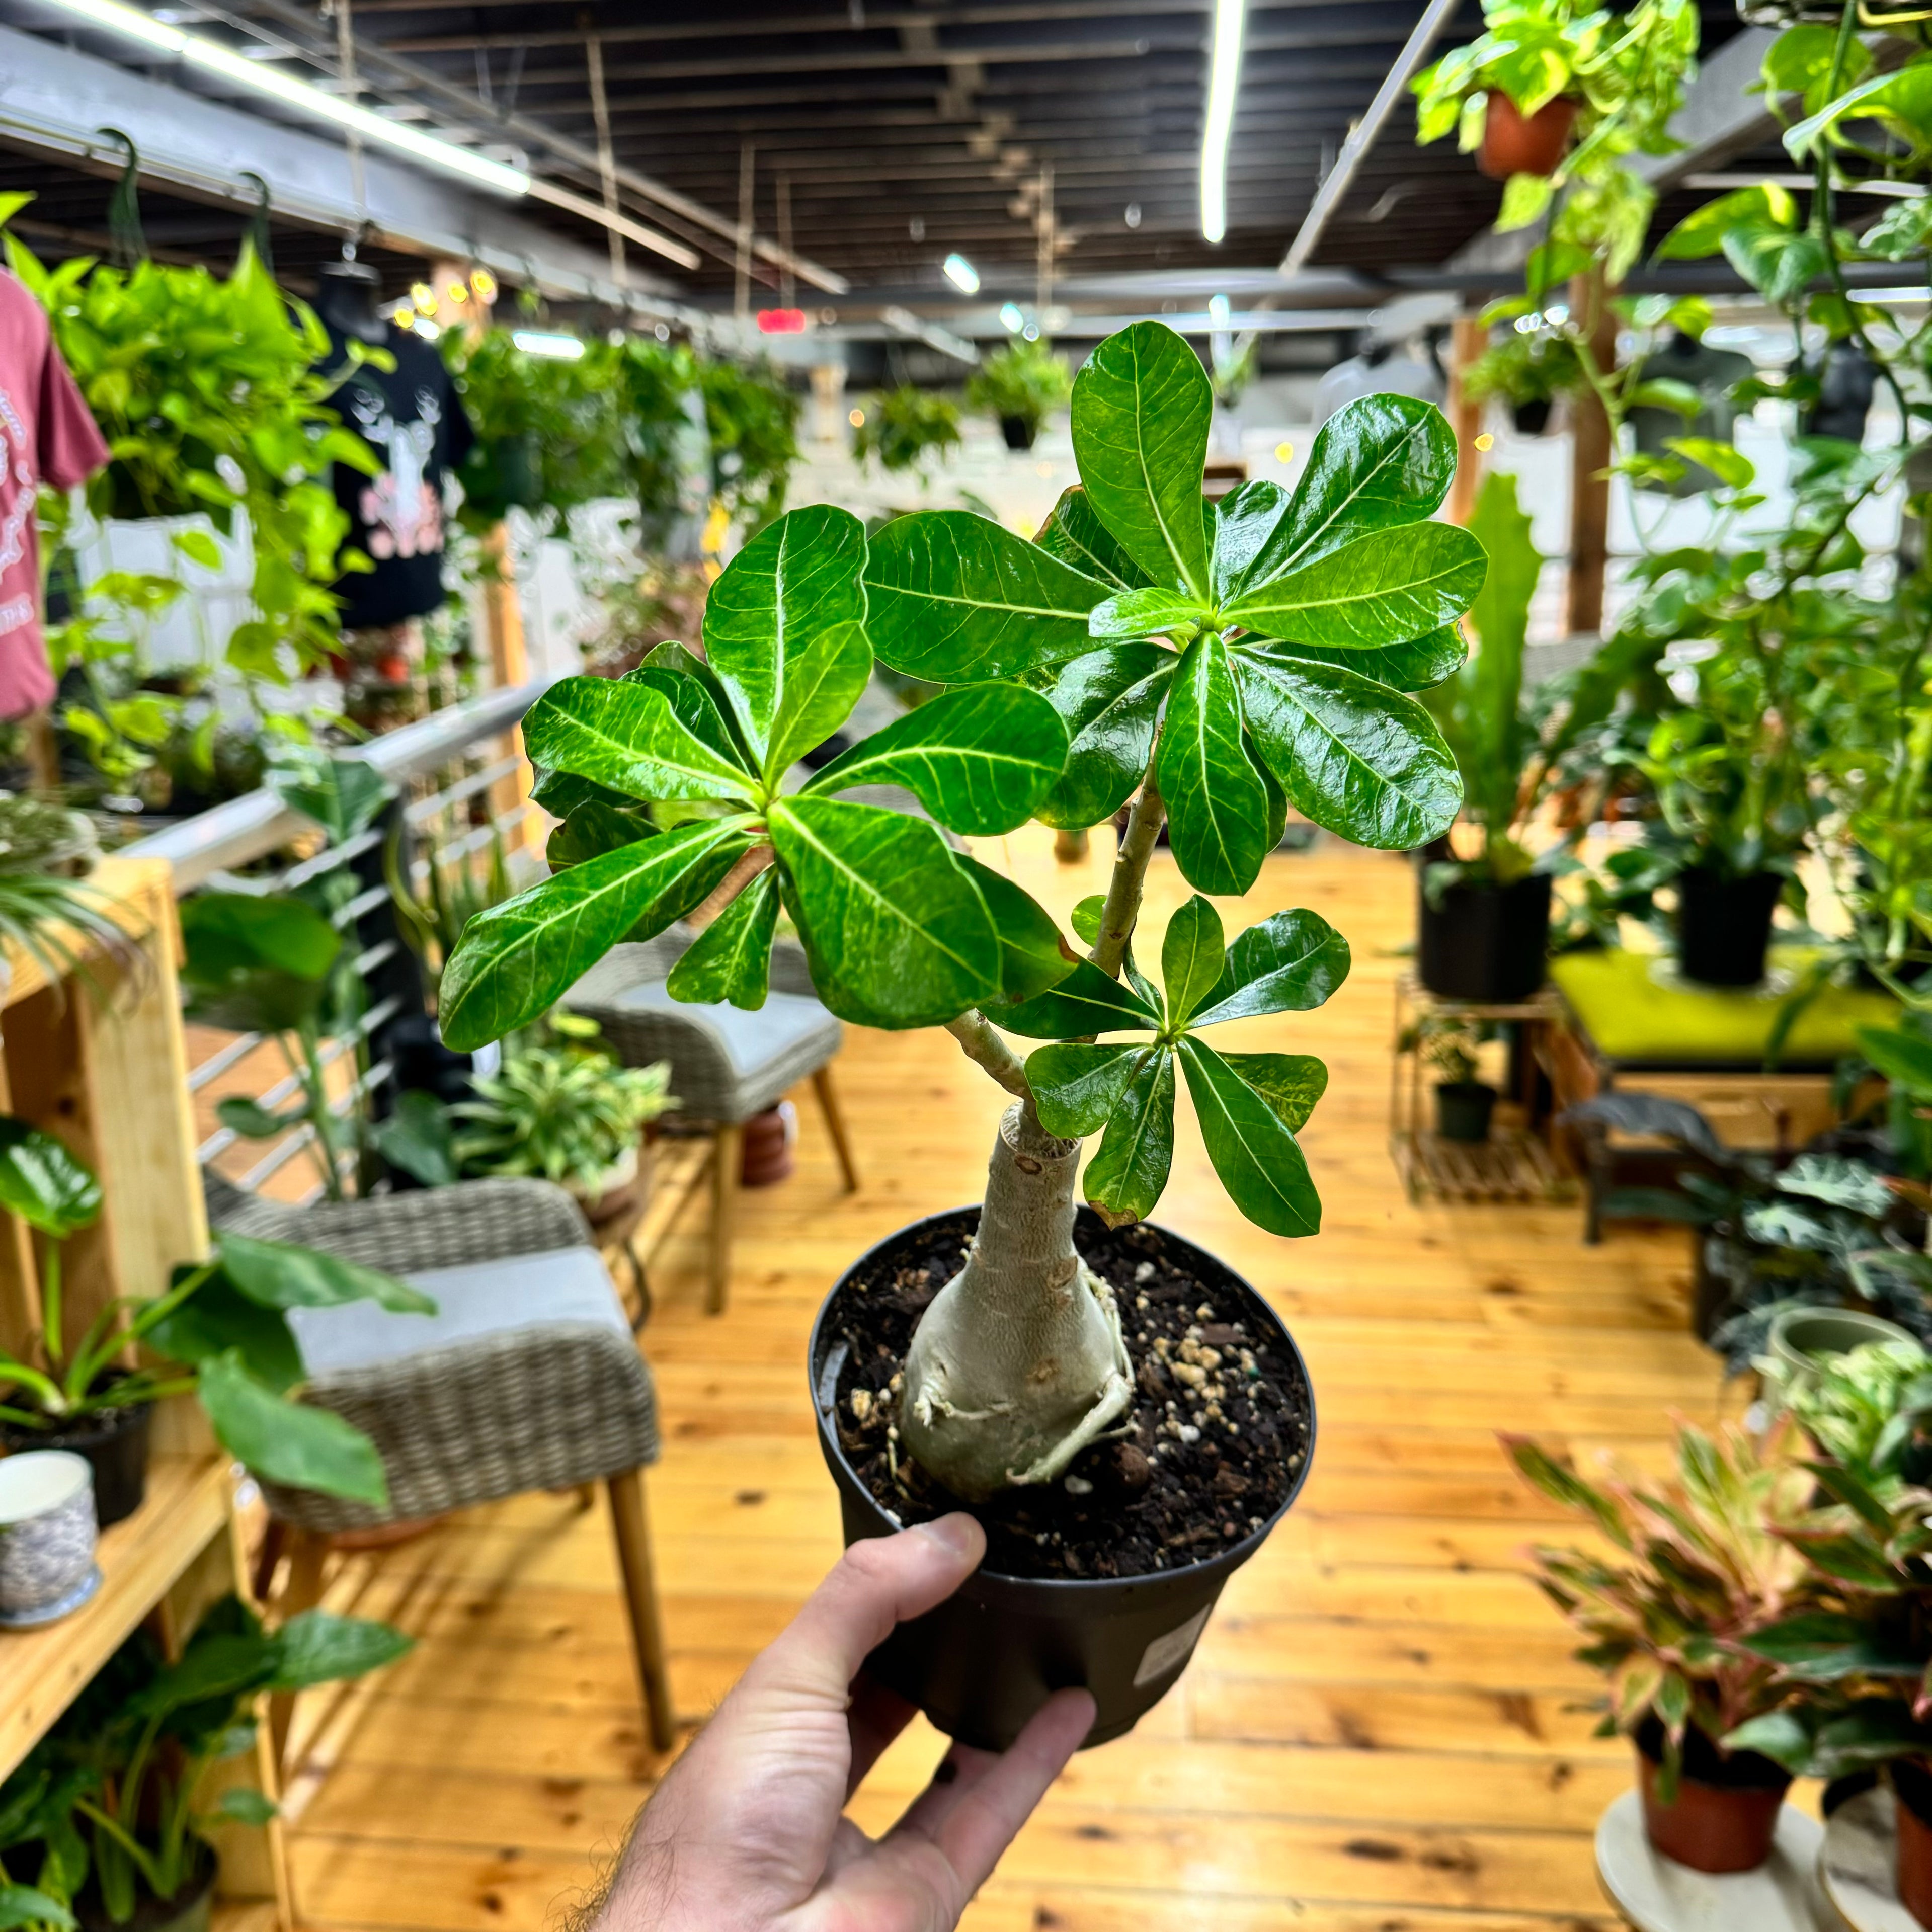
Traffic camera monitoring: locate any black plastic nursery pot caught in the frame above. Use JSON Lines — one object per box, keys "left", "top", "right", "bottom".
{"left": 1675, "top": 866, "right": 1784, "bottom": 988}
{"left": 809, "top": 1206, "right": 1316, "bottom": 1753}
{"left": 1512, "top": 398, "right": 1554, "bottom": 436}
{"left": 1416, "top": 868, "right": 1552, "bottom": 1003}
{"left": 0, "top": 1384, "right": 153, "bottom": 1527}
{"left": 77, "top": 1841, "right": 216, "bottom": 1932}
{"left": 1435, "top": 1081, "right": 1498, "bottom": 1144}
{"left": 999, "top": 414, "right": 1036, "bottom": 451}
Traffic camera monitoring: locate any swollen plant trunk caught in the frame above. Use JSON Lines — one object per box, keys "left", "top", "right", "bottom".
{"left": 900, "top": 1102, "right": 1132, "bottom": 1502}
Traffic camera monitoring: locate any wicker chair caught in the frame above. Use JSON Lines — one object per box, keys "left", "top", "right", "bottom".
{"left": 204, "top": 1174, "right": 675, "bottom": 1755}
{"left": 566, "top": 926, "right": 859, "bottom": 1314}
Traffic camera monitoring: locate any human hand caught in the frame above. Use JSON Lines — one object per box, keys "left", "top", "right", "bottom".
{"left": 593, "top": 1512, "right": 1094, "bottom": 1932}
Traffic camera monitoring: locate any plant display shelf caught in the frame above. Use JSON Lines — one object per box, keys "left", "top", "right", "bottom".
{"left": 1388, "top": 972, "right": 1572, "bottom": 1205}
{"left": 600, "top": 1134, "right": 714, "bottom": 1324}
{"left": 0, "top": 1455, "right": 293, "bottom": 1928}
{"left": 1820, "top": 1785, "right": 1926, "bottom": 1931}
{"left": 1593, "top": 1788, "right": 1828, "bottom": 1929}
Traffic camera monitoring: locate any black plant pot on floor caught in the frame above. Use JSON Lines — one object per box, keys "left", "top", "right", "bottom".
{"left": 1435, "top": 1081, "right": 1498, "bottom": 1143}
{"left": 1417, "top": 867, "right": 1552, "bottom": 1003}
{"left": 809, "top": 1208, "right": 1316, "bottom": 1753}
{"left": 1676, "top": 866, "right": 1784, "bottom": 987}
{"left": 1, "top": 1392, "right": 153, "bottom": 1527}
{"left": 999, "top": 415, "right": 1036, "bottom": 451}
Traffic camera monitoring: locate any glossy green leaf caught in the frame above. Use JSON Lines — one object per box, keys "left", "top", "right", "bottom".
{"left": 768, "top": 795, "right": 1001, "bottom": 1028}
{"left": 1236, "top": 648, "right": 1462, "bottom": 851}
{"left": 269, "top": 1608, "right": 413, "bottom": 1690}
{"left": 214, "top": 1790, "right": 280, "bottom": 1828}
{"left": 214, "top": 1096, "right": 301, "bottom": 1141}
{"left": 196, "top": 1351, "right": 389, "bottom": 1506}
{"left": 1081, "top": 1048, "right": 1176, "bottom": 1225}
{"left": 700, "top": 505, "right": 867, "bottom": 773}
{"left": 1070, "top": 321, "right": 1213, "bottom": 596}
{"left": 1158, "top": 632, "right": 1270, "bottom": 895}
{"left": 268, "top": 757, "right": 394, "bottom": 844}
{"left": 370, "top": 1089, "right": 458, "bottom": 1188}
{"left": 1026, "top": 1042, "right": 1146, "bottom": 1137}
{"left": 1190, "top": 906, "right": 1351, "bottom": 1026}
{"left": 992, "top": 956, "right": 1161, "bottom": 1040}
{"left": 0, "top": 1885, "right": 75, "bottom": 1931}
{"left": 215, "top": 1231, "right": 433, "bottom": 1314}
{"left": 1216, "top": 1051, "right": 1328, "bottom": 1132}
{"left": 1070, "top": 895, "right": 1106, "bottom": 945}
{"left": 666, "top": 866, "right": 780, "bottom": 1009}
{"left": 179, "top": 892, "right": 342, "bottom": 1034}
{"left": 545, "top": 800, "right": 655, "bottom": 872}
{"left": 1223, "top": 522, "right": 1486, "bottom": 650}
{"left": 522, "top": 675, "right": 758, "bottom": 804}
{"left": 144, "top": 1270, "right": 304, "bottom": 1394}
{"left": 1858, "top": 1023, "right": 1932, "bottom": 1095}
{"left": 0, "top": 1120, "right": 100, "bottom": 1238}
{"left": 1034, "top": 645, "right": 1173, "bottom": 830}
{"left": 528, "top": 767, "right": 637, "bottom": 818}
{"left": 1216, "top": 395, "right": 1457, "bottom": 602}
{"left": 802, "top": 682, "right": 1069, "bottom": 834}
{"left": 1655, "top": 183, "right": 1793, "bottom": 261}
{"left": 623, "top": 645, "right": 757, "bottom": 769}
{"left": 1276, "top": 623, "right": 1468, "bottom": 692}
{"left": 1161, "top": 895, "right": 1225, "bottom": 1026}
{"left": 953, "top": 855, "right": 1077, "bottom": 1000}
{"left": 1088, "top": 586, "right": 1208, "bottom": 644}
{"left": 440, "top": 817, "right": 756, "bottom": 1050}
{"left": 864, "top": 510, "right": 1108, "bottom": 680}
{"left": 1253, "top": 731, "right": 1289, "bottom": 851}
{"left": 1034, "top": 485, "right": 1154, "bottom": 591}
{"left": 1179, "top": 1037, "right": 1321, "bottom": 1237}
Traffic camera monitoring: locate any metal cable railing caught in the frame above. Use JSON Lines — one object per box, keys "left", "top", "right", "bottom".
{"left": 127, "top": 676, "right": 559, "bottom": 1205}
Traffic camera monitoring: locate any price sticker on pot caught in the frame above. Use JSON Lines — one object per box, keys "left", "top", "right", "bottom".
{"left": 1133, "top": 1606, "right": 1211, "bottom": 1687}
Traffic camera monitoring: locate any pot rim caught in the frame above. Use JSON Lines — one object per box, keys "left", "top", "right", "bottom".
{"left": 807, "top": 1202, "right": 1318, "bottom": 1595}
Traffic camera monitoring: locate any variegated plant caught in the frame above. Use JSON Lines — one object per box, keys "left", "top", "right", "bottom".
{"left": 441, "top": 320, "right": 1481, "bottom": 1501}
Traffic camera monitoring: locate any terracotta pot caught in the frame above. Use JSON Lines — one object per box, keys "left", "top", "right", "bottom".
{"left": 741, "top": 1102, "right": 797, "bottom": 1187}
{"left": 1479, "top": 90, "right": 1578, "bottom": 181}
{"left": 1635, "top": 1724, "right": 1791, "bottom": 1874}
{"left": 569, "top": 1142, "right": 647, "bottom": 1226}
{"left": 1892, "top": 1756, "right": 1932, "bottom": 1927}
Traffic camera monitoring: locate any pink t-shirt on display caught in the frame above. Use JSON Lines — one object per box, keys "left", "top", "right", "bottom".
{"left": 0, "top": 270, "right": 109, "bottom": 719}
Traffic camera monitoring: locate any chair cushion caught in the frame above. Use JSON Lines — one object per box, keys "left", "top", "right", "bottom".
{"left": 288, "top": 1247, "right": 630, "bottom": 1376}
{"left": 602, "top": 982, "right": 843, "bottom": 1119}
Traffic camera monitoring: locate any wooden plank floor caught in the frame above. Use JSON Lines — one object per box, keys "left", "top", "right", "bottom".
{"left": 269, "top": 830, "right": 1730, "bottom": 1932}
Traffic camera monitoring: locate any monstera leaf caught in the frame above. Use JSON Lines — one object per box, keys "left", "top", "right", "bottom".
{"left": 866, "top": 329, "right": 1475, "bottom": 894}
{"left": 1001, "top": 894, "right": 1346, "bottom": 1235}
{"left": 439, "top": 505, "right": 1075, "bottom": 1050}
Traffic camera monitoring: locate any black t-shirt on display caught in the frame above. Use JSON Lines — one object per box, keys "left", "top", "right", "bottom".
{"left": 328, "top": 326, "right": 475, "bottom": 629}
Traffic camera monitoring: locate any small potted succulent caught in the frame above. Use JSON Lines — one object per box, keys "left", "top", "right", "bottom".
{"left": 0, "top": 1593, "right": 409, "bottom": 1932}
{"left": 1422, "top": 1020, "right": 1497, "bottom": 1143}
{"left": 967, "top": 340, "right": 1074, "bottom": 452}
{"left": 1509, "top": 1421, "right": 1820, "bottom": 1873}
{"left": 0, "top": 1118, "right": 427, "bottom": 1524}
{"left": 440, "top": 320, "right": 1481, "bottom": 1747}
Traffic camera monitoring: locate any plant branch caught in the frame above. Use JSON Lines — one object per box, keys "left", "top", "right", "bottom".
{"left": 944, "top": 1010, "right": 1032, "bottom": 1100}
{"left": 1090, "top": 749, "right": 1166, "bottom": 980}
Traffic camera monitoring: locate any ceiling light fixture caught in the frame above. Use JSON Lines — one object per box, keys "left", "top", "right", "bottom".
{"left": 512, "top": 330, "right": 585, "bottom": 359}
{"left": 999, "top": 302, "right": 1025, "bottom": 333}
{"left": 942, "top": 252, "right": 981, "bottom": 295}
{"left": 1209, "top": 292, "right": 1231, "bottom": 327}
{"left": 43, "top": 0, "right": 532, "bottom": 196}
{"left": 1200, "top": 0, "right": 1246, "bottom": 244}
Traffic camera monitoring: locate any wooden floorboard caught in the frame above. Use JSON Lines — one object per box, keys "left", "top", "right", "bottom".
{"left": 268, "top": 831, "right": 1732, "bottom": 1931}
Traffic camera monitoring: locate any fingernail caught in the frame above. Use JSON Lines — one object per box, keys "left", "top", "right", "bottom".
{"left": 914, "top": 1512, "right": 981, "bottom": 1559}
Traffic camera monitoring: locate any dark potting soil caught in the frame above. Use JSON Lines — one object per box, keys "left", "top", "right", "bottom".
{"left": 826, "top": 1212, "right": 1311, "bottom": 1581}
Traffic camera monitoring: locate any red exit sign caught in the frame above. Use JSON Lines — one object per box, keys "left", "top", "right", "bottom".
{"left": 757, "top": 307, "right": 808, "bottom": 333}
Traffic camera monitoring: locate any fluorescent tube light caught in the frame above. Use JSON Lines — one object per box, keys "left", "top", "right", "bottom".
{"left": 1209, "top": 292, "right": 1231, "bottom": 326}
{"left": 41, "top": 0, "right": 531, "bottom": 197}
{"left": 942, "top": 252, "right": 981, "bottom": 295}
{"left": 999, "top": 301, "right": 1025, "bottom": 333}
{"left": 512, "top": 330, "right": 585, "bottom": 359}
{"left": 1200, "top": 0, "right": 1246, "bottom": 244}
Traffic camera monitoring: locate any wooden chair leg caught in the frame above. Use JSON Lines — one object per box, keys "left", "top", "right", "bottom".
{"left": 812, "top": 1064, "right": 860, "bottom": 1193}
{"left": 606, "top": 1469, "right": 676, "bottom": 1754}
{"left": 268, "top": 1529, "right": 328, "bottom": 1776}
{"left": 709, "top": 1123, "right": 742, "bottom": 1315}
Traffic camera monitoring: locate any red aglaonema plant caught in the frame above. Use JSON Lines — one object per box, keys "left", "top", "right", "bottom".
{"left": 1506, "top": 1419, "right": 1821, "bottom": 1796}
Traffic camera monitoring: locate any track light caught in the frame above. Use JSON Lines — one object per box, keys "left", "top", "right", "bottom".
{"left": 942, "top": 252, "right": 981, "bottom": 295}
{"left": 1200, "top": 0, "right": 1247, "bottom": 244}
{"left": 999, "top": 302, "right": 1025, "bottom": 333}
{"left": 43, "top": 0, "right": 530, "bottom": 197}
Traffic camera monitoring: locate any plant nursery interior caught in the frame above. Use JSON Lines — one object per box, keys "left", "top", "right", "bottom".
{"left": 17, "top": 0, "right": 1932, "bottom": 1926}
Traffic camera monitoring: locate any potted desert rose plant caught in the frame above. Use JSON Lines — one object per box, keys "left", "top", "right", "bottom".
{"left": 438, "top": 320, "right": 1481, "bottom": 1747}
{"left": 1509, "top": 1421, "right": 1821, "bottom": 1874}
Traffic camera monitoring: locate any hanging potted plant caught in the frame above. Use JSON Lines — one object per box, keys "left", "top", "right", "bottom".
{"left": 1508, "top": 1420, "right": 1820, "bottom": 1873}
{"left": 1461, "top": 328, "right": 1586, "bottom": 436}
{"left": 0, "top": 1119, "right": 428, "bottom": 1525}
{"left": 852, "top": 385, "right": 963, "bottom": 477}
{"left": 439, "top": 320, "right": 1480, "bottom": 1746}
{"left": 0, "top": 1593, "right": 409, "bottom": 1932}
{"left": 967, "top": 339, "right": 1073, "bottom": 452}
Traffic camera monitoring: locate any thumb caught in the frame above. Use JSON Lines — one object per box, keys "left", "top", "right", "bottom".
{"left": 737, "top": 1514, "right": 985, "bottom": 1710}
